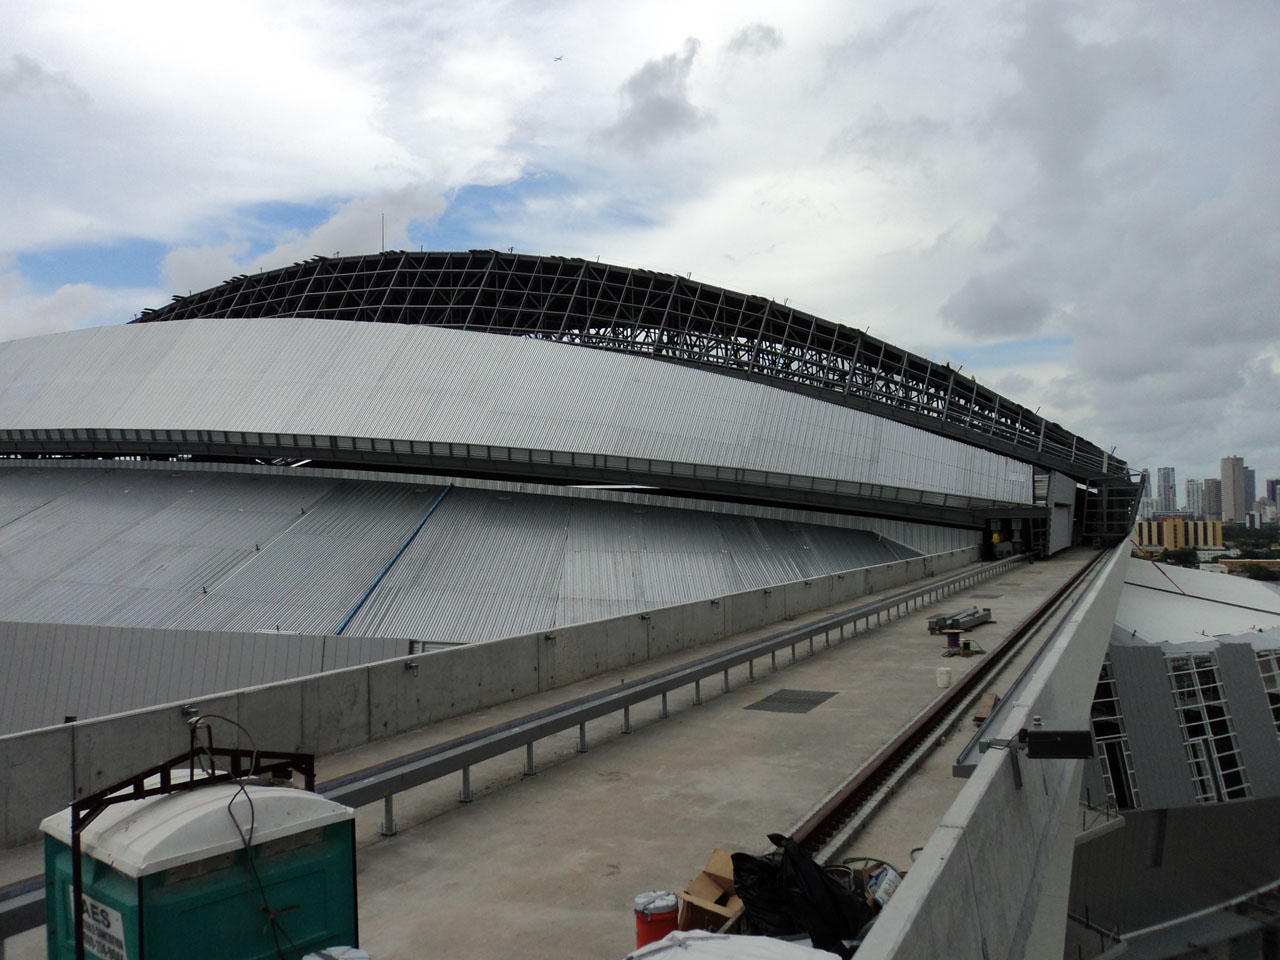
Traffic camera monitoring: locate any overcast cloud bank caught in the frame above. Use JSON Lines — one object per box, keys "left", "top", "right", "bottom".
{"left": 1, "top": 0, "right": 1276, "bottom": 482}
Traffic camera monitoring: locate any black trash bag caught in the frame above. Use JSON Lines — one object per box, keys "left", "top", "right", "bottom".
{"left": 730, "top": 850, "right": 797, "bottom": 937}
{"left": 768, "top": 832, "right": 874, "bottom": 959}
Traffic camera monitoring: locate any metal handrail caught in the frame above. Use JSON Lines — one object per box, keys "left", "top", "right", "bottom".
{"left": 319, "top": 556, "right": 1027, "bottom": 811}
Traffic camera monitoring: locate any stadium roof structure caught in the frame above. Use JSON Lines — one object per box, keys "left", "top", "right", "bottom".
{"left": 0, "top": 315, "right": 1041, "bottom": 530}
{"left": 0, "top": 251, "right": 1150, "bottom": 960}
{"left": 133, "top": 249, "right": 1131, "bottom": 486}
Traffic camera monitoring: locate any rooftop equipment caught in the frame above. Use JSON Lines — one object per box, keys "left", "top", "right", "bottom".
{"left": 926, "top": 607, "right": 992, "bottom": 634}
{"left": 40, "top": 726, "right": 357, "bottom": 960}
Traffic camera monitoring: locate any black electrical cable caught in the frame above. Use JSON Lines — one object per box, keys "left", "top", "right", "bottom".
{"left": 192, "top": 714, "right": 303, "bottom": 960}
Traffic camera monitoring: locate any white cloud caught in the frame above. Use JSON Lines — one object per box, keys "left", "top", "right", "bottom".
{"left": 162, "top": 187, "right": 448, "bottom": 295}
{"left": 604, "top": 39, "right": 712, "bottom": 153}
{"left": 0, "top": 259, "right": 161, "bottom": 341}
{"left": 0, "top": 0, "right": 1276, "bottom": 481}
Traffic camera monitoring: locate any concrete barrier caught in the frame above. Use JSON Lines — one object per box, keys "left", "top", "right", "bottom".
{"left": 856, "top": 544, "right": 1127, "bottom": 960}
{"left": 0, "top": 545, "right": 979, "bottom": 848}
{"left": 1, "top": 726, "right": 73, "bottom": 847}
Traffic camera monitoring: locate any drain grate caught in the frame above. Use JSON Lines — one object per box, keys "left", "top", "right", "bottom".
{"left": 745, "top": 689, "right": 838, "bottom": 714}
{"left": 970, "top": 593, "right": 1002, "bottom": 599}
{"left": 997, "top": 581, "right": 1023, "bottom": 587}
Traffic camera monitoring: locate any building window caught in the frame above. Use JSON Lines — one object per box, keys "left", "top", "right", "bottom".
{"left": 1091, "top": 656, "right": 1141, "bottom": 809}
{"left": 1166, "top": 653, "right": 1251, "bottom": 802}
{"left": 1256, "top": 651, "right": 1280, "bottom": 736}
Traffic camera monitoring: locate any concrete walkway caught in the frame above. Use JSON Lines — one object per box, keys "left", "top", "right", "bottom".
{"left": 0, "top": 550, "right": 1094, "bottom": 959}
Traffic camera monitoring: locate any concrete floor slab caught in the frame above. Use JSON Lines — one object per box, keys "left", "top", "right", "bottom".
{"left": 0, "top": 550, "right": 1095, "bottom": 959}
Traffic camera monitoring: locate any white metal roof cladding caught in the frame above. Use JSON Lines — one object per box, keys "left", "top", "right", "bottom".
{"left": 0, "top": 317, "right": 1033, "bottom": 504}
{"left": 0, "top": 462, "right": 960, "bottom": 732}
{"left": 1116, "top": 556, "right": 1280, "bottom": 643}
{"left": 0, "top": 465, "right": 920, "bottom": 647}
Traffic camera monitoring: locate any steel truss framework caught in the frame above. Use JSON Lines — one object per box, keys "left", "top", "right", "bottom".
{"left": 136, "top": 250, "right": 1130, "bottom": 485}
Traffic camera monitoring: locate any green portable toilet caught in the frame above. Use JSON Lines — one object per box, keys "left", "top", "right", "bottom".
{"left": 41, "top": 781, "right": 357, "bottom": 960}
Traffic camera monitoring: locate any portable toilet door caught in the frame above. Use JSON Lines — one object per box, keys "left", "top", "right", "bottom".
{"left": 42, "top": 780, "right": 357, "bottom": 960}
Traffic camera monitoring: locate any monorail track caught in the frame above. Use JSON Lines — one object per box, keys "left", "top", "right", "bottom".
{"left": 791, "top": 548, "right": 1109, "bottom": 859}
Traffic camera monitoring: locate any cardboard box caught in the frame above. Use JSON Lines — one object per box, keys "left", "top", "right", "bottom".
{"left": 677, "top": 849, "right": 743, "bottom": 931}
{"left": 853, "top": 861, "right": 902, "bottom": 911}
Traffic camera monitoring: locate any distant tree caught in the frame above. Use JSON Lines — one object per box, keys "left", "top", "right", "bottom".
{"left": 1160, "top": 547, "right": 1198, "bottom": 568}
{"left": 1224, "top": 524, "right": 1278, "bottom": 550}
{"left": 1238, "top": 563, "right": 1280, "bottom": 581}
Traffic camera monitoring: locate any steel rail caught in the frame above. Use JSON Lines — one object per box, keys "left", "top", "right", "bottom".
{"left": 0, "top": 555, "right": 1026, "bottom": 943}
{"left": 789, "top": 549, "right": 1109, "bottom": 855}
{"left": 316, "top": 556, "right": 1027, "bottom": 809}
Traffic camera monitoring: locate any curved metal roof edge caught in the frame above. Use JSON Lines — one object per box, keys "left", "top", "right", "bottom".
{"left": 130, "top": 249, "right": 1128, "bottom": 482}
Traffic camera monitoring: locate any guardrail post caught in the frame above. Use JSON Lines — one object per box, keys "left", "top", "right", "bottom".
{"left": 622, "top": 706, "right": 632, "bottom": 734}
{"left": 808, "top": 636, "right": 814, "bottom": 654}
{"left": 660, "top": 692, "right": 669, "bottom": 718}
{"left": 460, "top": 766, "right": 473, "bottom": 803}
{"left": 748, "top": 659, "right": 755, "bottom": 681}
{"left": 694, "top": 679, "right": 703, "bottom": 705}
{"left": 770, "top": 651, "right": 777, "bottom": 671}
{"left": 524, "top": 742, "right": 536, "bottom": 776}
{"left": 577, "top": 722, "right": 588, "bottom": 753}
{"left": 380, "top": 794, "right": 397, "bottom": 836}
{"left": 722, "top": 669, "right": 730, "bottom": 693}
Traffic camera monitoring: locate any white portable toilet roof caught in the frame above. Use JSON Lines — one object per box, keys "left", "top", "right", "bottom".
{"left": 40, "top": 782, "right": 353, "bottom": 879}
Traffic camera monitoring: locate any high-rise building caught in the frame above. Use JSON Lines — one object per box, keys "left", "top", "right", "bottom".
{"left": 1268, "top": 478, "right": 1280, "bottom": 506}
{"left": 1186, "top": 479, "right": 1204, "bottom": 519}
{"left": 1157, "top": 466, "right": 1177, "bottom": 514}
{"left": 1221, "top": 457, "right": 1247, "bottom": 523}
{"left": 1204, "top": 478, "right": 1223, "bottom": 523}
{"left": 1244, "top": 468, "right": 1257, "bottom": 512}
{"left": 1136, "top": 469, "right": 1153, "bottom": 521}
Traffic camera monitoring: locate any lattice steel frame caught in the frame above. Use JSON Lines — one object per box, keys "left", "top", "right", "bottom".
{"left": 136, "top": 250, "right": 1129, "bottom": 484}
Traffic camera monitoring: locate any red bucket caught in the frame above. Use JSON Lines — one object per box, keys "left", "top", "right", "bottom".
{"left": 634, "top": 891, "right": 679, "bottom": 948}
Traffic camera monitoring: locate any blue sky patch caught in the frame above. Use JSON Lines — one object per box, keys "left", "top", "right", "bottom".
{"left": 17, "top": 238, "right": 169, "bottom": 291}
{"left": 410, "top": 172, "right": 654, "bottom": 252}
{"left": 236, "top": 200, "right": 339, "bottom": 257}
{"left": 943, "top": 335, "right": 1073, "bottom": 369}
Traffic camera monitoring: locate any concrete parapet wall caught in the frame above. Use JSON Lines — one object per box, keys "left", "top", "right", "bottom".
{"left": 857, "top": 544, "right": 1127, "bottom": 960}
{"left": 0, "top": 546, "right": 977, "bottom": 848}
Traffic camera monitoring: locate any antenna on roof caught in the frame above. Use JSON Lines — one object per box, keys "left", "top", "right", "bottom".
{"left": 381, "top": 213, "right": 385, "bottom": 252}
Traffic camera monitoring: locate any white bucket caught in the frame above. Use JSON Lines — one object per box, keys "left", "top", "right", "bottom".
{"left": 936, "top": 666, "right": 952, "bottom": 688}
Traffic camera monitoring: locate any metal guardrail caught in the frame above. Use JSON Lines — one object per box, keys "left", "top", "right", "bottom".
{"left": 0, "top": 878, "right": 42, "bottom": 944}
{"left": 0, "top": 554, "right": 1026, "bottom": 943}
{"left": 318, "top": 555, "right": 1028, "bottom": 829}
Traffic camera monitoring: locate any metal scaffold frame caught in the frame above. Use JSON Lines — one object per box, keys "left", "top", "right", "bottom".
{"left": 135, "top": 250, "right": 1129, "bottom": 485}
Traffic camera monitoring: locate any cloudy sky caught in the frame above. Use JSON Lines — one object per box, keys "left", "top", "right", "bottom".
{"left": 2, "top": 1, "right": 1277, "bottom": 491}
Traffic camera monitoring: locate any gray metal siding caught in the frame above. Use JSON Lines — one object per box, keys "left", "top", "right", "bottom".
{"left": 1216, "top": 640, "right": 1280, "bottom": 797}
{"left": 1108, "top": 642, "right": 1199, "bottom": 809}
{"left": 1047, "top": 471, "right": 1076, "bottom": 555}
{"left": 0, "top": 620, "right": 412, "bottom": 735}
{"left": 0, "top": 467, "right": 912, "bottom": 646}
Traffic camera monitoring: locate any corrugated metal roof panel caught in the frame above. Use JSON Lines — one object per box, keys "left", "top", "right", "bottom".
{"left": 0, "top": 317, "right": 1032, "bottom": 503}
{"left": 0, "top": 622, "right": 415, "bottom": 735}
{"left": 0, "top": 463, "right": 911, "bottom": 645}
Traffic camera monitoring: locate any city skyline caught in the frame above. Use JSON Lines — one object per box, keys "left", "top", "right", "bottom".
{"left": 1140, "top": 457, "right": 1280, "bottom": 517}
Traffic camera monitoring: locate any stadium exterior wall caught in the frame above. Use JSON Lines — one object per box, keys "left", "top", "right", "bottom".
{"left": 0, "top": 317, "right": 1035, "bottom": 508}
{"left": 0, "top": 545, "right": 978, "bottom": 848}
